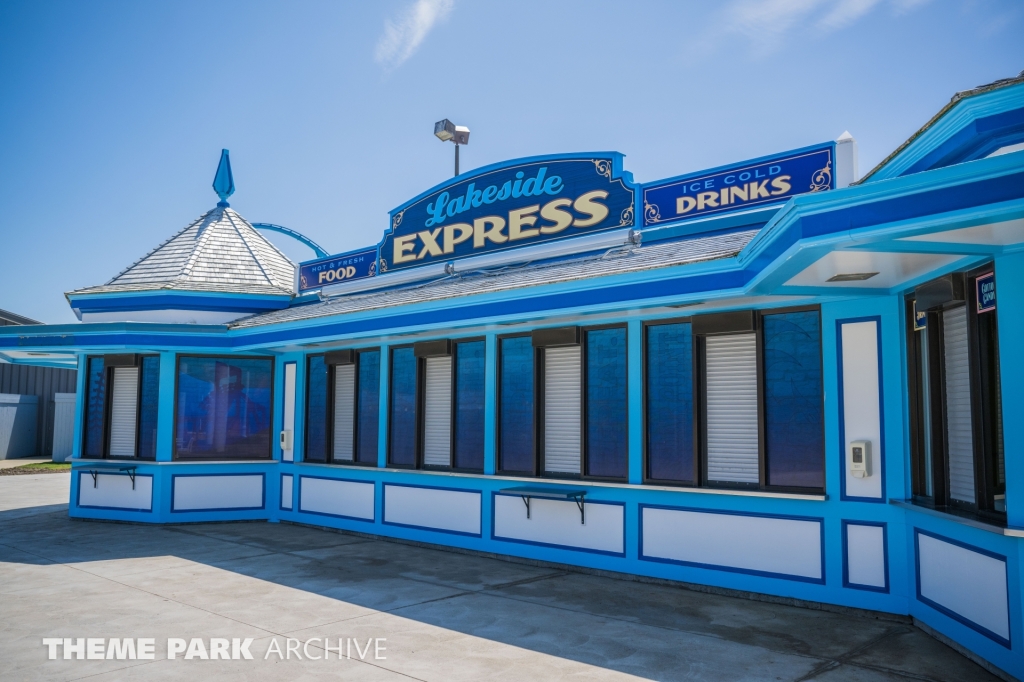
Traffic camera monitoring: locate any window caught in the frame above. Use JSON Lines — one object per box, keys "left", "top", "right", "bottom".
{"left": 82, "top": 354, "right": 160, "bottom": 459}
{"left": 497, "top": 326, "right": 627, "bottom": 480}
{"left": 305, "top": 349, "right": 380, "bottom": 465}
{"left": 387, "top": 339, "right": 485, "bottom": 471}
{"left": 174, "top": 356, "right": 273, "bottom": 460}
{"left": 907, "top": 267, "right": 1004, "bottom": 517}
{"left": 644, "top": 308, "right": 824, "bottom": 492}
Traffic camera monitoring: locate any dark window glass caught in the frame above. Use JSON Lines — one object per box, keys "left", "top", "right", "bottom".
{"left": 305, "top": 355, "right": 328, "bottom": 462}
{"left": 586, "top": 327, "right": 627, "bottom": 478}
{"left": 83, "top": 357, "right": 106, "bottom": 458}
{"left": 389, "top": 347, "right": 417, "bottom": 466}
{"left": 499, "top": 336, "right": 534, "bottom": 473}
{"left": 763, "top": 311, "right": 824, "bottom": 489}
{"left": 137, "top": 356, "right": 160, "bottom": 460}
{"left": 175, "top": 357, "right": 273, "bottom": 460}
{"left": 356, "top": 351, "right": 380, "bottom": 465}
{"left": 646, "top": 323, "right": 694, "bottom": 482}
{"left": 454, "top": 341, "right": 485, "bottom": 470}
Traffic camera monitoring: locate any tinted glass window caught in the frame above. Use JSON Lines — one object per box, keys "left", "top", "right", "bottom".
{"left": 83, "top": 357, "right": 106, "bottom": 458}
{"left": 175, "top": 357, "right": 273, "bottom": 460}
{"left": 499, "top": 336, "right": 534, "bottom": 473}
{"left": 137, "top": 356, "right": 160, "bottom": 460}
{"left": 389, "top": 347, "right": 417, "bottom": 466}
{"left": 763, "top": 311, "right": 824, "bottom": 488}
{"left": 356, "top": 351, "right": 380, "bottom": 465}
{"left": 454, "top": 341, "right": 485, "bottom": 470}
{"left": 646, "top": 323, "right": 694, "bottom": 482}
{"left": 305, "top": 355, "right": 328, "bottom": 462}
{"left": 586, "top": 327, "right": 627, "bottom": 478}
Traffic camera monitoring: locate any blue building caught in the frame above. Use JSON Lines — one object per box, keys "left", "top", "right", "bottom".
{"left": 5, "top": 73, "right": 1024, "bottom": 677}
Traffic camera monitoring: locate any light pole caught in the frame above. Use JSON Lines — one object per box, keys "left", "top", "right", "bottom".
{"left": 434, "top": 119, "right": 470, "bottom": 176}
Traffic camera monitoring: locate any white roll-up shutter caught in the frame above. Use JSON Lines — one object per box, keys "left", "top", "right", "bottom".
{"left": 108, "top": 367, "right": 139, "bottom": 458}
{"left": 423, "top": 356, "right": 452, "bottom": 466}
{"left": 543, "top": 346, "right": 581, "bottom": 474}
{"left": 332, "top": 364, "right": 356, "bottom": 462}
{"left": 943, "top": 306, "right": 975, "bottom": 504}
{"left": 705, "top": 334, "right": 759, "bottom": 484}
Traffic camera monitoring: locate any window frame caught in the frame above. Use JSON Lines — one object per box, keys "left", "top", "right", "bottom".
{"left": 417, "top": 336, "right": 486, "bottom": 473}
{"left": 172, "top": 353, "right": 275, "bottom": 461}
{"left": 642, "top": 305, "right": 825, "bottom": 494}
{"left": 498, "top": 324, "right": 629, "bottom": 482}
{"left": 81, "top": 353, "right": 159, "bottom": 461}
{"left": 387, "top": 343, "right": 419, "bottom": 470}
{"left": 906, "top": 264, "right": 1005, "bottom": 519}
{"left": 305, "top": 348, "right": 381, "bottom": 467}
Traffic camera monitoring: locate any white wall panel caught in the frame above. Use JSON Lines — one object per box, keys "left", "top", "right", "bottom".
{"left": 108, "top": 367, "right": 139, "bottom": 458}
{"left": 282, "top": 363, "right": 296, "bottom": 462}
{"left": 384, "top": 484, "right": 480, "bottom": 535}
{"left": 172, "top": 474, "right": 264, "bottom": 511}
{"left": 642, "top": 507, "right": 822, "bottom": 581}
{"left": 78, "top": 472, "right": 152, "bottom": 511}
{"left": 423, "top": 357, "right": 452, "bottom": 466}
{"left": 332, "top": 364, "right": 356, "bottom": 462}
{"left": 543, "top": 346, "right": 581, "bottom": 474}
{"left": 300, "top": 476, "right": 374, "bottom": 520}
{"left": 705, "top": 334, "right": 759, "bottom": 484}
{"left": 493, "top": 494, "right": 623, "bottom": 555}
{"left": 841, "top": 321, "right": 882, "bottom": 499}
{"left": 845, "top": 524, "right": 886, "bottom": 588}
{"left": 918, "top": 532, "right": 1009, "bottom": 641}
{"left": 281, "top": 474, "right": 293, "bottom": 510}
{"left": 942, "top": 307, "right": 975, "bottom": 504}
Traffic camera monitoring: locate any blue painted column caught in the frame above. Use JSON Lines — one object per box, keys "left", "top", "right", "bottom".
{"left": 377, "top": 343, "right": 390, "bottom": 468}
{"left": 484, "top": 333, "right": 497, "bottom": 475}
{"left": 627, "top": 319, "right": 643, "bottom": 484}
{"left": 995, "top": 251, "right": 1024, "bottom": 528}
{"left": 155, "top": 351, "right": 177, "bottom": 462}
{"left": 70, "top": 353, "right": 87, "bottom": 460}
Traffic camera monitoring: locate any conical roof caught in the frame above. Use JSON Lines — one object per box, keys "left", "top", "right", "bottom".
{"left": 70, "top": 206, "right": 296, "bottom": 297}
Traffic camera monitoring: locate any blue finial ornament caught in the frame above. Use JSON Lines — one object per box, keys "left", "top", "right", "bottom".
{"left": 212, "top": 149, "right": 235, "bottom": 207}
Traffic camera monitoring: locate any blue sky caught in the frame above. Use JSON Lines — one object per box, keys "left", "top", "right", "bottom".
{"left": 1, "top": 0, "right": 1021, "bottom": 323}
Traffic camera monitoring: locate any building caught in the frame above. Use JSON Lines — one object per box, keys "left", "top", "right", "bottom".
{"left": 0, "top": 308, "right": 78, "bottom": 458}
{"left": 3, "top": 74, "right": 1023, "bottom": 677}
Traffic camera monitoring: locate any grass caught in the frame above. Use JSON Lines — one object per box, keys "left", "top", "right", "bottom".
{"left": 0, "top": 461, "right": 72, "bottom": 475}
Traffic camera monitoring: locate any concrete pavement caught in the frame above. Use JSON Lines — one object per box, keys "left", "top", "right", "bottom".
{"left": 0, "top": 472, "right": 1002, "bottom": 681}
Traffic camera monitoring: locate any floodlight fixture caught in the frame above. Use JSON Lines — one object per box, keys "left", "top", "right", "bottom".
{"left": 434, "top": 118, "right": 470, "bottom": 176}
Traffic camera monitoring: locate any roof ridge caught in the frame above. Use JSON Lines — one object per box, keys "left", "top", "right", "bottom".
{"left": 225, "top": 209, "right": 276, "bottom": 286}
{"left": 178, "top": 208, "right": 226, "bottom": 280}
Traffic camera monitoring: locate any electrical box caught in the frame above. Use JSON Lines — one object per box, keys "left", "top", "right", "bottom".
{"left": 279, "top": 430, "right": 294, "bottom": 451}
{"left": 850, "top": 440, "right": 871, "bottom": 478}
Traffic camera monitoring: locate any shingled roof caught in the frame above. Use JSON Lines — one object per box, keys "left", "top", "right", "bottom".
{"left": 69, "top": 206, "right": 296, "bottom": 297}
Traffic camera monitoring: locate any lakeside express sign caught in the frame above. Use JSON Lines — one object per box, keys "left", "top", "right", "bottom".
{"left": 380, "top": 154, "right": 636, "bottom": 273}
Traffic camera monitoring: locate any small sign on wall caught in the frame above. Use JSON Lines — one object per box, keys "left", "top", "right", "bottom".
{"left": 913, "top": 301, "right": 927, "bottom": 331}
{"left": 977, "top": 272, "right": 995, "bottom": 313}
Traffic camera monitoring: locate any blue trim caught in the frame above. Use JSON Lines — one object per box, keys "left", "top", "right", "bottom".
{"left": 295, "top": 474, "right": 376, "bottom": 522}
{"left": 381, "top": 482, "right": 483, "bottom": 538}
{"left": 836, "top": 316, "right": 887, "bottom": 503}
{"left": 279, "top": 473, "right": 293, "bottom": 511}
{"left": 169, "top": 472, "right": 266, "bottom": 513}
{"left": 74, "top": 471, "right": 154, "bottom": 513}
{"left": 913, "top": 527, "right": 1011, "bottom": 648}
{"left": 638, "top": 504, "right": 826, "bottom": 585}
{"left": 490, "top": 491, "right": 626, "bottom": 557}
{"left": 69, "top": 293, "right": 290, "bottom": 314}
{"left": 841, "top": 520, "right": 890, "bottom": 593}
